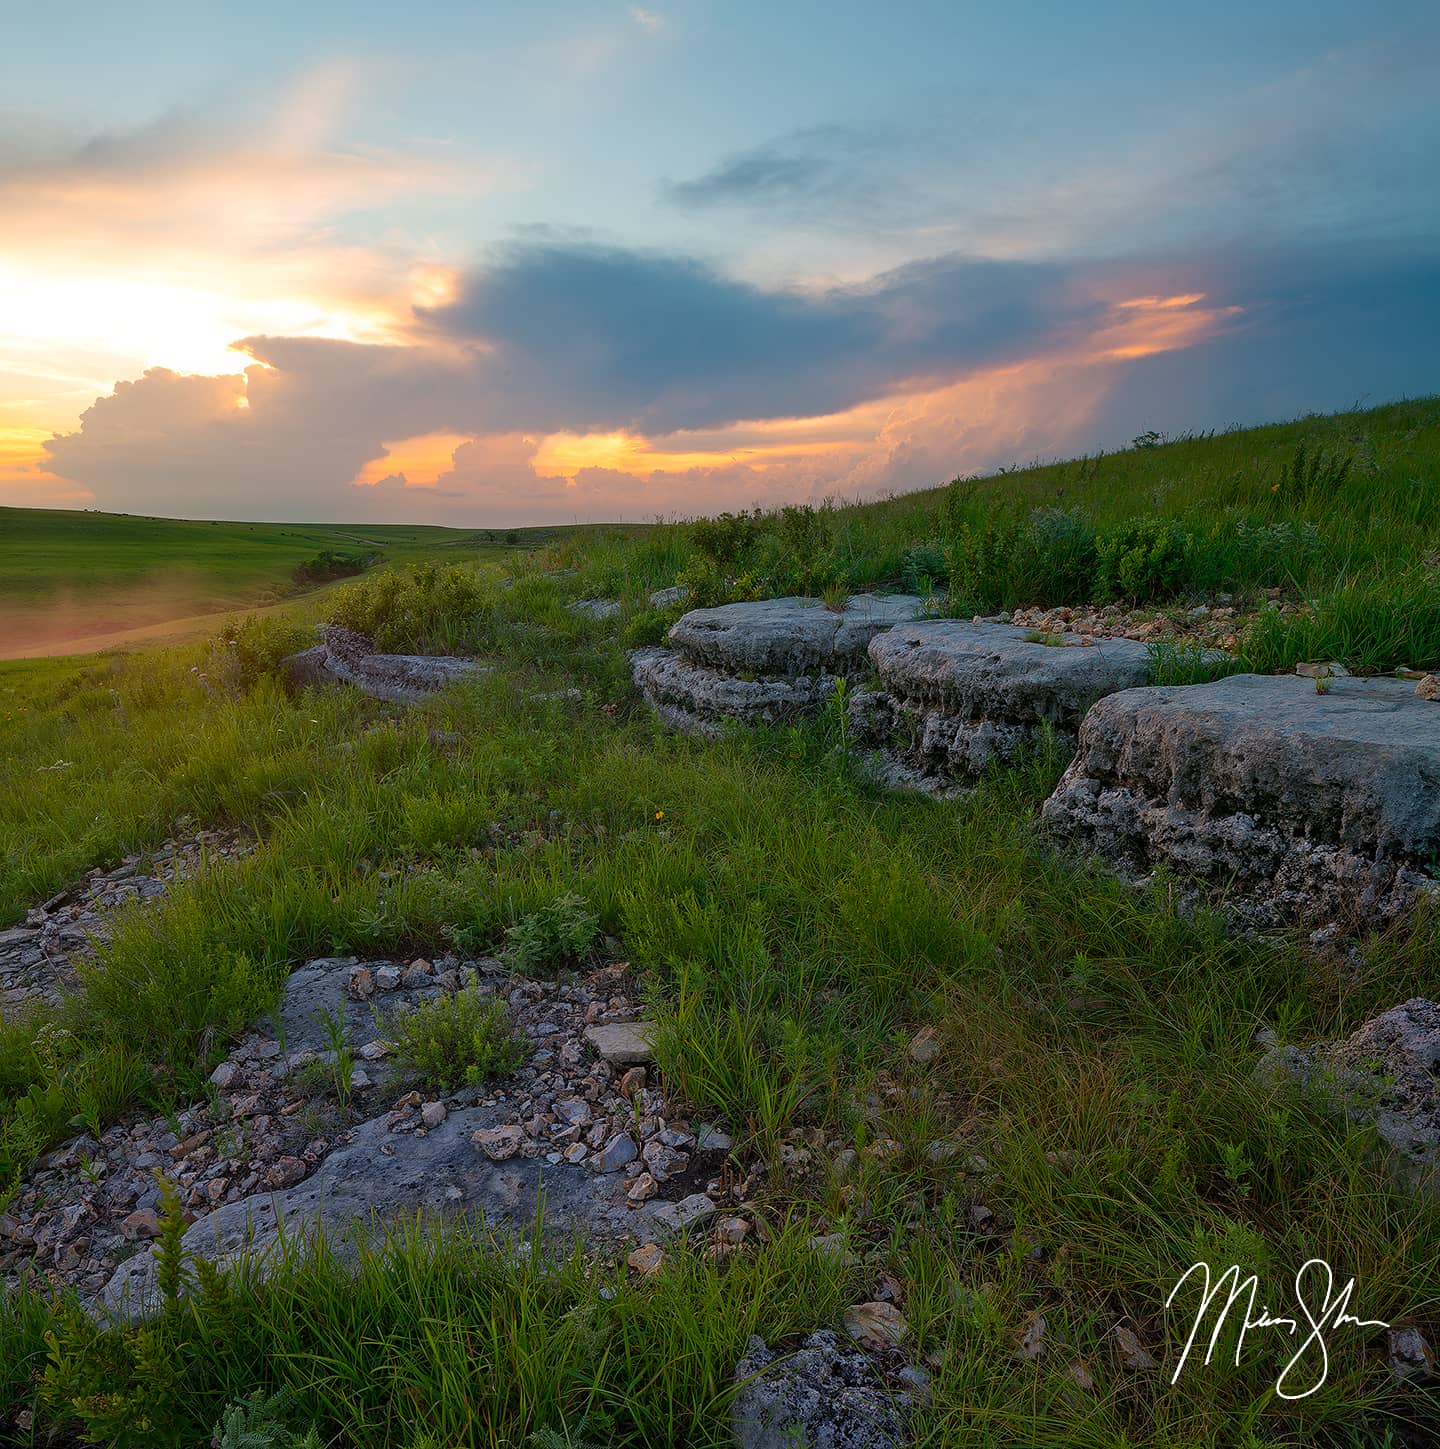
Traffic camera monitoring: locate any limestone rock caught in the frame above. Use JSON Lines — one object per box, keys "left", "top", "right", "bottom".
{"left": 584, "top": 1020, "right": 655, "bottom": 1066}
{"left": 102, "top": 1107, "right": 633, "bottom": 1317}
{"left": 843, "top": 1300, "right": 908, "bottom": 1351}
{"left": 1043, "top": 674, "right": 1440, "bottom": 927}
{"left": 629, "top": 647, "right": 839, "bottom": 738}
{"left": 566, "top": 599, "right": 620, "bottom": 620}
{"left": 669, "top": 595, "right": 925, "bottom": 677}
{"left": 859, "top": 621, "right": 1153, "bottom": 787}
{"left": 282, "top": 626, "right": 485, "bottom": 704}
{"left": 1256, "top": 998, "right": 1440, "bottom": 1192}
{"left": 732, "top": 1330, "right": 907, "bottom": 1449}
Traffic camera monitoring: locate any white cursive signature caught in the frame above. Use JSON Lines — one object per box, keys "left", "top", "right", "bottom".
{"left": 1166, "top": 1259, "right": 1390, "bottom": 1400}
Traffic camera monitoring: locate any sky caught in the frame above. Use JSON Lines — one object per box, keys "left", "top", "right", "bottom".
{"left": 2, "top": 2, "right": 1438, "bottom": 525}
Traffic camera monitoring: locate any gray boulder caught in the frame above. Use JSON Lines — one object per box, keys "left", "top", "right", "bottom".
{"left": 1043, "top": 673, "right": 1440, "bottom": 926}
{"left": 1256, "top": 999, "right": 1440, "bottom": 1192}
{"left": 283, "top": 626, "right": 484, "bottom": 704}
{"left": 857, "top": 621, "right": 1152, "bottom": 786}
{"left": 101, "top": 1104, "right": 634, "bottom": 1317}
{"left": 566, "top": 599, "right": 621, "bottom": 620}
{"left": 668, "top": 596, "right": 925, "bottom": 676}
{"left": 733, "top": 1330, "right": 908, "bottom": 1449}
{"left": 630, "top": 647, "right": 840, "bottom": 738}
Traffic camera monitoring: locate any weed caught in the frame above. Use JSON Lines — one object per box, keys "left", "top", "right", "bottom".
{"left": 380, "top": 990, "right": 523, "bottom": 1092}
{"left": 504, "top": 893, "right": 601, "bottom": 974}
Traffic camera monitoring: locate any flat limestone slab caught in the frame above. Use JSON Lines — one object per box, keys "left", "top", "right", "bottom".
{"left": 630, "top": 647, "right": 839, "bottom": 737}
{"left": 668, "top": 595, "right": 925, "bottom": 676}
{"left": 1043, "top": 673, "right": 1440, "bottom": 925}
{"left": 283, "top": 626, "right": 485, "bottom": 704}
{"left": 858, "top": 621, "right": 1153, "bottom": 784}
{"left": 101, "top": 1105, "right": 634, "bottom": 1317}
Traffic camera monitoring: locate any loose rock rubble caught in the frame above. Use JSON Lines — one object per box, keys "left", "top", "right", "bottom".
{"left": 283, "top": 625, "right": 486, "bottom": 703}
{"left": 1256, "top": 998, "right": 1440, "bottom": 1192}
{"left": 0, "top": 830, "right": 248, "bottom": 1012}
{"left": 3, "top": 949, "right": 745, "bottom": 1308}
{"left": 1044, "top": 673, "right": 1440, "bottom": 927}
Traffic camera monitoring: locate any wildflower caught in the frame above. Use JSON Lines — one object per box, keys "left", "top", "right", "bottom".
{"left": 1270, "top": 483, "right": 1281, "bottom": 493}
{"left": 654, "top": 810, "right": 664, "bottom": 820}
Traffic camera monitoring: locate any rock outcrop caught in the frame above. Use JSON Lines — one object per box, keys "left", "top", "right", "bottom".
{"left": 283, "top": 626, "right": 484, "bottom": 703}
{"left": 855, "top": 621, "right": 1153, "bottom": 789}
{"left": 1043, "top": 674, "right": 1440, "bottom": 926}
{"left": 632, "top": 595, "right": 925, "bottom": 737}
{"left": 1256, "top": 998, "right": 1440, "bottom": 1192}
{"left": 732, "top": 1330, "right": 910, "bottom": 1449}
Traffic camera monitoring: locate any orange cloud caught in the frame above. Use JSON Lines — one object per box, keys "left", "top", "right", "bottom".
{"left": 353, "top": 431, "right": 477, "bottom": 489}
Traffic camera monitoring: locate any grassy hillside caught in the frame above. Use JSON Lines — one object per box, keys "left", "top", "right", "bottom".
{"left": 1, "top": 401, "right": 1438, "bottom": 1447}
{"left": 0, "top": 509, "right": 625, "bottom": 657}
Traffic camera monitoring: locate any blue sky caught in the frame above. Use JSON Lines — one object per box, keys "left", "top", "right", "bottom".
{"left": 2, "top": 1, "right": 1437, "bottom": 521}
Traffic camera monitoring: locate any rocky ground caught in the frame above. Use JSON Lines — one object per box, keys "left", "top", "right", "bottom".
{"left": 0, "top": 829, "right": 249, "bottom": 1012}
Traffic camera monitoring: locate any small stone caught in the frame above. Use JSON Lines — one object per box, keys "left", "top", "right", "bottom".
{"left": 1017, "top": 1314, "right": 1046, "bottom": 1362}
{"left": 808, "top": 1233, "right": 858, "bottom": 1265}
{"left": 554, "top": 1097, "right": 593, "bottom": 1128}
{"left": 647, "top": 1193, "right": 717, "bottom": 1235}
{"left": 595, "top": 1133, "right": 638, "bottom": 1172}
{"left": 584, "top": 1021, "right": 655, "bottom": 1066}
{"left": 896, "top": 1365, "right": 932, "bottom": 1404}
{"left": 619, "top": 1066, "right": 647, "bottom": 1098}
{"left": 1387, "top": 1326, "right": 1435, "bottom": 1383}
{"left": 375, "top": 965, "right": 403, "bottom": 992}
{"left": 357, "top": 1040, "right": 389, "bottom": 1061}
{"left": 627, "top": 1243, "right": 665, "bottom": 1274}
{"left": 1417, "top": 675, "right": 1440, "bottom": 702}
{"left": 1112, "top": 1325, "right": 1156, "bottom": 1371}
{"left": 843, "top": 1301, "right": 908, "bottom": 1351}
{"left": 1066, "top": 1361, "right": 1095, "bottom": 1392}
{"left": 694, "top": 1123, "right": 734, "bottom": 1153}
{"left": 208, "top": 1061, "right": 239, "bottom": 1089}
{"left": 119, "top": 1209, "right": 161, "bottom": 1241}
{"left": 348, "top": 966, "right": 375, "bottom": 1000}
{"left": 627, "top": 1172, "right": 659, "bottom": 1204}
{"left": 266, "top": 1156, "right": 306, "bottom": 1189}
{"left": 970, "top": 1204, "right": 995, "bottom": 1230}
{"left": 402, "top": 967, "right": 432, "bottom": 989}
{"left": 908, "top": 1026, "right": 942, "bottom": 1064}
{"left": 472, "top": 1126, "right": 526, "bottom": 1161}
{"left": 421, "top": 1102, "right": 447, "bottom": 1130}
{"left": 831, "top": 1148, "right": 859, "bottom": 1180}
{"left": 564, "top": 1142, "right": 589, "bottom": 1165}
{"left": 716, "top": 1216, "right": 749, "bottom": 1244}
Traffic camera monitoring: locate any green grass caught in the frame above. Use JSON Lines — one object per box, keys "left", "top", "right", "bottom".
{"left": 1, "top": 400, "right": 1439, "bottom": 1446}
{"left": 0, "top": 508, "right": 640, "bottom": 657}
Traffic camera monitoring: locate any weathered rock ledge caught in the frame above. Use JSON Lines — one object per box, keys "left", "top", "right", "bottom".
{"left": 284, "top": 625, "right": 485, "bottom": 703}
{"left": 632, "top": 595, "right": 925, "bottom": 737}
{"left": 854, "top": 621, "right": 1154, "bottom": 789}
{"left": 1043, "top": 673, "right": 1440, "bottom": 926}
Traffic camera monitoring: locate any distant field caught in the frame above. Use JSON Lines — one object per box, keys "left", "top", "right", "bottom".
{"left": 0, "top": 509, "right": 633, "bottom": 657}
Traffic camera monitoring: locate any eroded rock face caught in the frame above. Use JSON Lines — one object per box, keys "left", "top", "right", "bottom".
{"left": 283, "top": 626, "right": 484, "bottom": 704}
{"left": 732, "top": 1329, "right": 909, "bottom": 1449}
{"left": 856, "top": 621, "right": 1153, "bottom": 789}
{"left": 630, "top": 647, "right": 841, "bottom": 738}
{"left": 1256, "top": 999, "right": 1440, "bottom": 1192}
{"left": 1042, "top": 674, "right": 1440, "bottom": 926}
{"left": 631, "top": 595, "right": 924, "bottom": 737}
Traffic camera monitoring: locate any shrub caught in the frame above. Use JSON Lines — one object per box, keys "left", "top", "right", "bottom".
{"left": 945, "top": 514, "right": 1025, "bottom": 611}
{"left": 622, "top": 608, "right": 676, "bottom": 649}
{"left": 291, "top": 550, "right": 371, "bottom": 587}
{"left": 326, "top": 562, "right": 490, "bottom": 653}
{"left": 900, "top": 539, "right": 948, "bottom": 593}
{"left": 210, "top": 615, "right": 314, "bottom": 691}
{"left": 690, "top": 511, "right": 762, "bottom": 568}
{"left": 504, "top": 893, "right": 600, "bottom": 974}
{"left": 380, "top": 990, "right": 522, "bottom": 1092}
{"left": 1094, "top": 517, "right": 1196, "bottom": 604}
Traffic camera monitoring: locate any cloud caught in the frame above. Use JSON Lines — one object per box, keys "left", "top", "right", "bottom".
{"left": 420, "top": 241, "right": 1095, "bottom": 433}
{"left": 661, "top": 126, "right": 896, "bottom": 215}
{"left": 628, "top": 7, "right": 663, "bottom": 33}
{"left": 31, "top": 238, "right": 1440, "bottom": 525}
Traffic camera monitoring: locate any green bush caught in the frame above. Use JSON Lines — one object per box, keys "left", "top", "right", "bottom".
{"left": 291, "top": 550, "right": 372, "bottom": 587}
{"left": 504, "top": 893, "right": 601, "bottom": 975}
{"left": 622, "top": 608, "right": 676, "bottom": 649}
{"left": 210, "top": 615, "right": 314, "bottom": 691}
{"left": 899, "top": 539, "right": 947, "bottom": 593}
{"left": 214, "top": 1387, "right": 321, "bottom": 1449}
{"left": 325, "top": 562, "right": 490, "bottom": 653}
{"left": 1094, "top": 516, "right": 1196, "bottom": 604}
{"left": 381, "top": 989, "right": 523, "bottom": 1092}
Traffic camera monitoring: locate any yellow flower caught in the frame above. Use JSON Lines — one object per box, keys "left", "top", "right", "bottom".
{"left": 1270, "top": 483, "right": 1281, "bottom": 492}
{"left": 655, "top": 810, "right": 665, "bottom": 820}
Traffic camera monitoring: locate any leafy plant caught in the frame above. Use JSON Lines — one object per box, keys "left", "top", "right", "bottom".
{"left": 1094, "top": 516, "right": 1196, "bottom": 604}
{"left": 504, "top": 893, "right": 601, "bottom": 974}
{"left": 213, "top": 1387, "right": 321, "bottom": 1449}
{"left": 380, "top": 989, "right": 523, "bottom": 1092}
